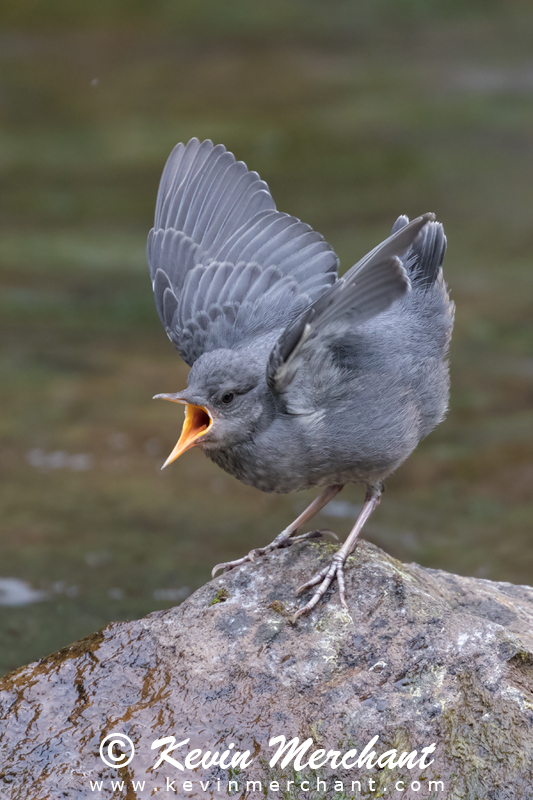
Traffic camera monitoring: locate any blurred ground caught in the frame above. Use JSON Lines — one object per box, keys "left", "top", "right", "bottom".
{"left": 0, "top": 1, "right": 532, "bottom": 675}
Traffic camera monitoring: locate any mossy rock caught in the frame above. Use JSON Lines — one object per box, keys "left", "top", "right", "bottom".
{"left": 1, "top": 540, "right": 533, "bottom": 798}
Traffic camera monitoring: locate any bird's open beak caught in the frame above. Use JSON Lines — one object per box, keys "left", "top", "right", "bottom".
{"left": 153, "top": 394, "right": 213, "bottom": 469}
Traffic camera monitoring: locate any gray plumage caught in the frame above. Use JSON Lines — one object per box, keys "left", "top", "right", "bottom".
{"left": 148, "top": 138, "right": 454, "bottom": 616}
{"left": 148, "top": 138, "right": 338, "bottom": 366}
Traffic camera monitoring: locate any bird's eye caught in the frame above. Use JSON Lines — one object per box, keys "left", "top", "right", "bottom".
{"left": 221, "top": 392, "right": 235, "bottom": 405}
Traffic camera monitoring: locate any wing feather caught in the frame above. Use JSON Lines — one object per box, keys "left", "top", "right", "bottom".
{"left": 148, "top": 138, "right": 338, "bottom": 364}
{"left": 202, "top": 263, "right": 234, "bottom": 310}
{"left": 396, "top": 217, "right": 447, "bottom": 287}
{"left": 267, "top": 215, "right": 435, "bottom": 393}
{"left": 162, "top": 287, "right": 178, "bottom": 329}
{"left": 153, "top": 269, "right": 172, "bottom": 328}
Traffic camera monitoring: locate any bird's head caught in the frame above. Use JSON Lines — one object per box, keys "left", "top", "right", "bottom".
{"left": 154, "top": 347, "right": 271, "bottom": 469}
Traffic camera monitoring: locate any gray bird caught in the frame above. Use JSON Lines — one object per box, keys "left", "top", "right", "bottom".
{"left": 148, "top": 138, "right": 454, "bottom": 619}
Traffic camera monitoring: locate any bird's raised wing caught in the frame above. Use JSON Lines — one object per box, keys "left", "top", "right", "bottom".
{"left": 147, "top": 138, "right": 339, "bottom": 365}
{"left": 267, "top": 214, "right": 435, "bottom": 393}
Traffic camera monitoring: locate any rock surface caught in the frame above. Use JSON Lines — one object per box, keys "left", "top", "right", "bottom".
{"left": 1, "top": 540, "right": 533, "bottom": 799}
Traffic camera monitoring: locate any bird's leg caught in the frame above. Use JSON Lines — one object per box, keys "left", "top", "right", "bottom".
{"left": 211, "top": 484, "right": 344, "bottom": 577}
{"left": 293, "top": 485, "right": 383, "bottom": 621}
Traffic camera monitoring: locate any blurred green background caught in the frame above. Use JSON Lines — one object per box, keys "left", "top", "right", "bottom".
{"left": 1, "top": 0, "right": 532, "bottom": 676}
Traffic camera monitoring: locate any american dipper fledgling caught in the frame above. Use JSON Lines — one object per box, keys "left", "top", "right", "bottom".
{"left": 148, "top": 138, "right": 454, "bottom": 619}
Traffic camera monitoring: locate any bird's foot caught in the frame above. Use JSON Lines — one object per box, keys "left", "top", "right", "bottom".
{"left": 292, "top": 550, "right": 349, "bottom": 622}
{"left": 292, "top": 490, "right": 382, "bottom": 620}
{"left": 211, "top": 528, "right": 338, "bottom": 578}
{"left": 289, "top": 528, "right": 339, "bottom": 546}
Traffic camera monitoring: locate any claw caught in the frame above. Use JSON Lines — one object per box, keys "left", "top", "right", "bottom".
{"left": 314, "top": 528, "right": 339, "bottom": 542}
{"left": 295, "top": 566, "right": 329, "bottom": 595}
{"left": 210, "top": 525, "right": 337, "bottom": 579}
{"left": 211, "top": 554, "right": 250, "bottom": 577}
{"left": 209, "top": 487, "right": 346, "bottom": 586}
{"left": 210, "top": 546, "right": 265, "bottom": 577}
{"left": 292, "top": 491, "right": 382, "bottom": 619}
{"left": 293, "top": 555, "right": 348, "bottom": 619}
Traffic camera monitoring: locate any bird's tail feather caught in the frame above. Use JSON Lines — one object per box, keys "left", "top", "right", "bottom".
{"left": 392, "top": 215, "right": 447, "bottom": 288}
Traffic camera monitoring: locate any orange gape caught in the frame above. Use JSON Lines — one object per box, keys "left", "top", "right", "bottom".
{"left": 161, "top": 401, "right": 213, "bottom": 468}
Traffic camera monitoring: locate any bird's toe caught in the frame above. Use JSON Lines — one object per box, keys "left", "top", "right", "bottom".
{"left": 211, "top": 555, "right": 249, "bottom": 577}
{"left": 293, "top": 553, "right": 348, "bottom": 620}
{"left": 295, "top": 565, "right": 329, "bottom": 595}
